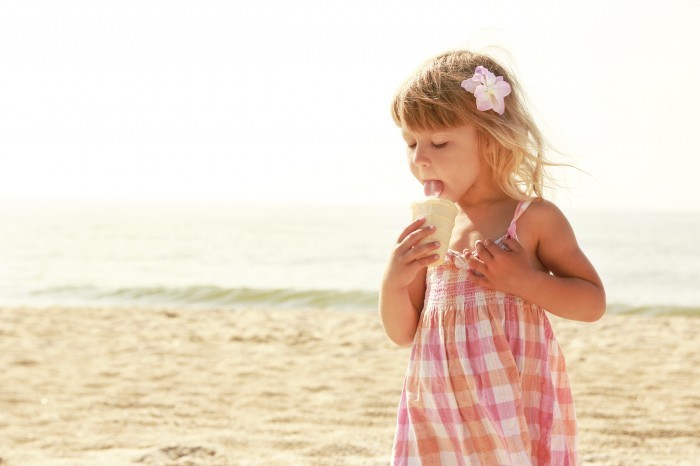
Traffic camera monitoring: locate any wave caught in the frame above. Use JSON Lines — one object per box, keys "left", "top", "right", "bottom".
{"left": 7, "top": 285, "right": 700, "bottom": 316}
{"left": 604, "top": 303, "right": 700, "bottom": 317}
{"left": 24, "top": 284, "right": 380, "bottom": 311}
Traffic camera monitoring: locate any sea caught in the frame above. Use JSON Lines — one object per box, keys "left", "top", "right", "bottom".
{"left": 1, "top": 200, "right": 699, "bottom": 316}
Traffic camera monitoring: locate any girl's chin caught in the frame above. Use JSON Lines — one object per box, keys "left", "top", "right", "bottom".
{"left": 440, "top": 189, "right": 457, "bottom": 202}
{"left": 440, "top": 194, "right": 457, "bottom": 203}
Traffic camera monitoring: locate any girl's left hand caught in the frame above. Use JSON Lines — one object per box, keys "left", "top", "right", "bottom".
{"left": 466, "top": 237, "right": 534, "bottom": 295}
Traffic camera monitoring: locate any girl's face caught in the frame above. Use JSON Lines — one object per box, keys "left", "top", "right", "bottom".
{"left": 402, "top": 124, "right": 487, "bottom": 203}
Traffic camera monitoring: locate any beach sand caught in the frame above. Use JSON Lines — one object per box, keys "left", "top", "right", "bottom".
{"left": 0, "top": 306, "right": 698, "bottom": 466}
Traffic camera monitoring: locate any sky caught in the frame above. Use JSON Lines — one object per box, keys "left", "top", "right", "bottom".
{"left": 0, "top": 0, "right": 698, "bottom": 212}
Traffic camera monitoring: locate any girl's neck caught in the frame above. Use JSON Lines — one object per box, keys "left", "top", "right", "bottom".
{"left": 450, "top": 194, "right": 519, "bottom": 253}
{"left": 453, "top": 158, "right": 509, "bottom": 211}
{"left": 455, "top": 183, "right": 509, "bottom": 212}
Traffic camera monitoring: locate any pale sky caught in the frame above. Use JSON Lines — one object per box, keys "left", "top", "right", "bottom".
{"left": 1, "top": 0, "right": 698, "bottom": 211}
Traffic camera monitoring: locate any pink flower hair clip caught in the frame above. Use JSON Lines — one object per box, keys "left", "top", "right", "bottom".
{"left": 460, "top": 66, "right": 512, "bottom": 115}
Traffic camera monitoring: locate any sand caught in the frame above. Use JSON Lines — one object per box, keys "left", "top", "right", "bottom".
{"left": 0, "top": 306, "right": 698, "bottom": 466}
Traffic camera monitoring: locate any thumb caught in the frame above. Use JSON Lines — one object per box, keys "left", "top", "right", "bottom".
{"left": 501, "top": 236, "right": 522, "bottom": 251}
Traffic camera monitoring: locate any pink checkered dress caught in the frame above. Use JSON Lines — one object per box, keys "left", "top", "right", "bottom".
{"left": 392, "top": 201, "right": 577, "bottom": 465}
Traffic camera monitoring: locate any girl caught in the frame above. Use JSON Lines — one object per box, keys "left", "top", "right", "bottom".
{"left": 379, "top": 50, "right": 605, "bottom": 465}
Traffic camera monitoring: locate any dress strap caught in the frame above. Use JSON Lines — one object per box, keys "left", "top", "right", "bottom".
{"left": 505, "top": 200, "right": 532, "bottom": 240}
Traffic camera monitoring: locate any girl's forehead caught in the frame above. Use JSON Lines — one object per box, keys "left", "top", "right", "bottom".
{"left": 401, "top": 126, "right": 459, "bottom": 139}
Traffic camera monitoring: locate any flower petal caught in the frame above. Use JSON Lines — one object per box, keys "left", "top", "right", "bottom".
{"left": 474, "top": 66, "right": 489, "bottom": 76}
{"left": 492, "top": 96, "right": 505, "bottom": 114}
{"left": 474, "top": 86, "right": 489, "bottom": 101}
{"left": 477, "top": 101, "right": 493, "bottom": 112}
{"left": 493, "top": 80, "right": 512, "bottom": 98}
{"left": 475, "top": 90, "right": 493, "bottom": 111}
{"left": 482, "top": 69, "right": 497, "bottom": 85}
{"left": 461, "top": 78, "right": 478, "bottom": 93}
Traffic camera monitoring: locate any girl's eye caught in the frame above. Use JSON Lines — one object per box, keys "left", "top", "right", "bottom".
{"left": 407, "top": 142, "right": 445, "bottom": 150}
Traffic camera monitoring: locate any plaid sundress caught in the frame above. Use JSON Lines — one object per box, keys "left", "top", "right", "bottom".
{"left": 392, "top": 201, "right": 577, "bottom": 465}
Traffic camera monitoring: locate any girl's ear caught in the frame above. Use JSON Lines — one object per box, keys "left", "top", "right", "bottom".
{"left": 474, "top": 129, "right": 492, "bottom": 158}
{"left": 475, "top": 128, "right": 490, "bottom": 148}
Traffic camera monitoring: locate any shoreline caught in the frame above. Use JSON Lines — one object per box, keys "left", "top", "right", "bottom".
{"left": 2, "top": 299, "right": 700, "bottom": 317}
{"left": 1, "top": 306, "right": 699, "bottom": 465}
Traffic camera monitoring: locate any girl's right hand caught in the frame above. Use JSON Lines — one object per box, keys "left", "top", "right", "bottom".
{"left": 383, "top": 217, "right": 441, "bottom": 290}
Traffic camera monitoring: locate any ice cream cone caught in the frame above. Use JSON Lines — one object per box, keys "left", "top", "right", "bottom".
{"left": 411, "top": 198, "right": 458, "bottom": 267}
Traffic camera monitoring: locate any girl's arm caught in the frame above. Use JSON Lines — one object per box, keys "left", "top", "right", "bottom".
{"left": 380, "top": 268, "right": 427, "bottom": 347}
{"left": 468, "top": 200, "right": 606, "bottom": 322}
{"left": 379, "top": 218, "right": 437, "bottom": 346}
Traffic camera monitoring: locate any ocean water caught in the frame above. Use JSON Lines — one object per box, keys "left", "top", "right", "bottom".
{"left": 1, "top": 200, "right": 699, "bottom": 316}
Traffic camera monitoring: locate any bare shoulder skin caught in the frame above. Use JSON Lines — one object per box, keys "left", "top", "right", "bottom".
{"left": 468, "top": 198, "right": 606, "bottom": 322}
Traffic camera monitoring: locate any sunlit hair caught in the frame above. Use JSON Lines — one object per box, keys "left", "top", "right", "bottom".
{"left": 392, "top": 49, "right": 555, "bottom": 200}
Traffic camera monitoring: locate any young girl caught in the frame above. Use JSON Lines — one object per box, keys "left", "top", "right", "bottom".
{"left": 380, "top": 50, "right": 606, "bottom": 465}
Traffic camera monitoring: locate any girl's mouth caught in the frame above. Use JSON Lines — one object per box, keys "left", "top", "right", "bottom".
{"left": 423, "top": 180, "right": 444, "bottom": 197}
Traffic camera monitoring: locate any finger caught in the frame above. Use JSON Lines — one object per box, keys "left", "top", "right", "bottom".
{"left": 474, "top": 240, "right": 493, "bottom": 260}
{"left": 467, "top": 255, "right": 485, "bottom": 274}
{"left": 402, "top": 243, "right": 441, "bottom": 271}
{"left": 482, "top": 238, "right": 504, "bottom": 256}
{"left": 407, "top": 240, "right": 441, "bottom": 261}
{"left": 500, "top": 236, "right": 522, "bottom": 251}
{"left": 411, "top": 252, "right": 441, "bottom": 269}
{"left": 400, "top": 225, "right": 436, "bottom": 252}
{"left": 397, "top": 217, "right": 427, "bottom": 243}
{"left": 468, "top": 270, "right": 492, "bottom": 289}
{"left": 396, "top": 222, "right": 434, "bottom": 252}
{"left": 394, "top": 228, "right": 437, "bottom": 263}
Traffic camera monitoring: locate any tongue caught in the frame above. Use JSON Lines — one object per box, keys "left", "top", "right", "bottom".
{"left": 423, "top": 180, "right": 444, "bottom": 197}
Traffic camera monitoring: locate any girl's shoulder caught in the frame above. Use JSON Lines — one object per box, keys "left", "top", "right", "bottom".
{"left": 520, "top": 197, "right": 568, "bottom": 222}
{"left": 518, "top": 198, "right": 575, "bottom": 241}
{"left": 515, "top": 198, "right": 588, "bottom": 277}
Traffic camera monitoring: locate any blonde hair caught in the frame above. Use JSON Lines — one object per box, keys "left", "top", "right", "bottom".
{"left": 391, "top": 49, "right": 554, "bottom": 200}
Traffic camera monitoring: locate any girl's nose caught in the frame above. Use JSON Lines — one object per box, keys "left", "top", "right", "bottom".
{"left": 412, "top": 145, "right": 430, "bottom": 167}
